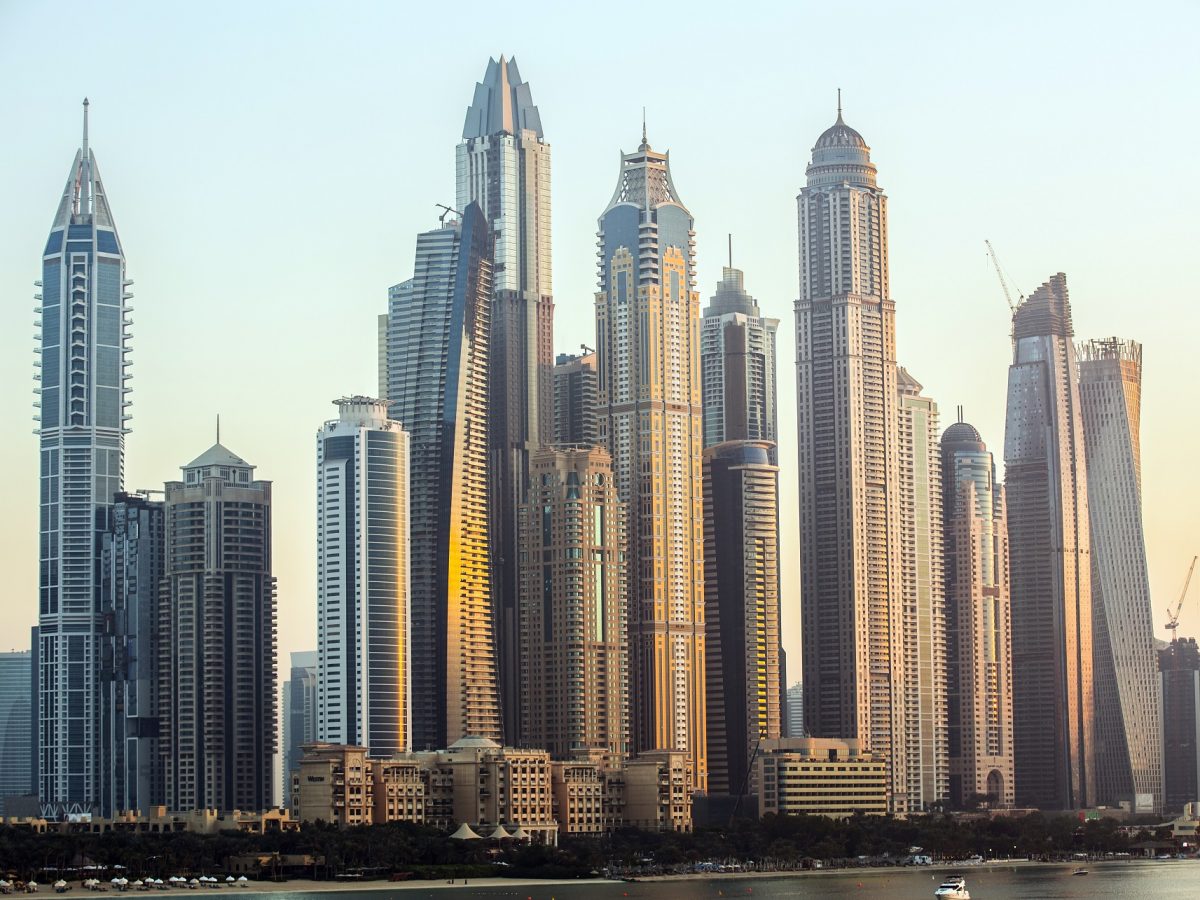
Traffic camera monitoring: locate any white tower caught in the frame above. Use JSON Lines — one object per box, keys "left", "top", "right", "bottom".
{"left": 316, "top": 397, "right": 411, "bottom": 756}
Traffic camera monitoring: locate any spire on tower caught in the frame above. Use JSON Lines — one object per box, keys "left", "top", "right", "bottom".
{"left": 836, "top": 88, "right": 843, "bottom": 122}
{"left": 82, "top": 97, "right": 90, "bottom": 157}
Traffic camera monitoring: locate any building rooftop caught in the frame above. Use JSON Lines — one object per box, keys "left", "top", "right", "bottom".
{"left": 184, "top": 442, "right": 252, "bottom": 471}
{"left": 462, "top": 56, "right": 543, "bottom": 139}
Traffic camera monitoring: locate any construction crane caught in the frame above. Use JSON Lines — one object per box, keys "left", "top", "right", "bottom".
{"left": 1166, "top": 555, "right": 1198, "bottom": 636}
{"left": 984, "top": 239, "right": 1025, "bottom": 312}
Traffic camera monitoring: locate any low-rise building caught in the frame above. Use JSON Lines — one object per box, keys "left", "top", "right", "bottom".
{"left": 621, "top": 751, "right": 694, "bottom": 832}
{"left": 756, "top": 737, "right": 887, "bottom": 819}
{"left": 415, "top": 737, "right": 557, "bottom": 845}
{"left": 292, "top": 743, "right": 373, "bottom": 827}
{"left": 291, "top": 741, "right": 693, "bottom": 837}
{"left": 372, "top": 758, "right": 426, "bottom": 824}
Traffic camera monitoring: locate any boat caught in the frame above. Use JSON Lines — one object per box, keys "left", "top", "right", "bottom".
{"left": 1072, "top": 866, "right": 1089, "bottom": 875}
{"left": 934, "top": 875, "right": 970, "bottom": 899}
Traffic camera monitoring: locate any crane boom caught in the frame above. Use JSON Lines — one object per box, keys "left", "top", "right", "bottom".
{"left": 985, "top": 240, "right": 1024, "bottom": 312}
{"left": 1167, "top": 555, "right": 1198, "bottom": 634}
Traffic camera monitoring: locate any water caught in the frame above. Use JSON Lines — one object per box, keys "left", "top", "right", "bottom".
{"left": 245, "top": 860, "right": 1198, "bottom": 899}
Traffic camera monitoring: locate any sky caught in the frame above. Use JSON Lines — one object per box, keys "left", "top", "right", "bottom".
{"left": 2, "top": 0, "right": 1199, "bottom": 683}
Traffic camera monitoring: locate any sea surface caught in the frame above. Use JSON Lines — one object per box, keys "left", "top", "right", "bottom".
{"left": 246, "top": 860, "right": 1199, "bottom": 899}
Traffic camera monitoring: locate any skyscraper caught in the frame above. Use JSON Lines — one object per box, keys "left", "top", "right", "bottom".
{"left": 596, "top": 129, "right": 706, "bottom": 787}
{"left": 458, "top": 57, "right": 553, "bottom": 745}
{"left": 700, "top": 265, "right": 779, "bottom": 458}
{"left": 282, "top": 651, "right": 317, "bottom": 808}
{"left": 316, "top": 397, "right": 410, "bottom": 757}
{"left": 794, "top": 103, "right": 908, "bottom": 810}
{"left": 941, "top": 417, "right": 1015, "bottom": 809}
{"left": 158, "top": 442, "right": 276, "bottom": 813}
{"left": 1159, "top": 637, "right": 1200, "bottom": 813}
{"left": 896, "top": 369, "right": 948, "bottom": 811}
{"left": 553, "top": 351, "right": 599, "bottom": 448}
{"left": 1003, "top": 273, "right": 1095, "bottom": 810}
{"left": 35, "top": 101, "right": 132, "bottom": 814}
{"left": 1078, "top": 338, "right": 1161, "bottom": 813}
{"left": 99, "top": 492, "right": 165, "bottom": 817}
{"left": 386, "top": 203, "right": 500, "bottom": 749}
{"left": 703, "top": 441, "right": 782, "bottom": 797}
{"left": 0, "top": 652, "right": 33, "bottom": 814}
{"left": 518, "top": 447, "right": 627, "bottom": 758}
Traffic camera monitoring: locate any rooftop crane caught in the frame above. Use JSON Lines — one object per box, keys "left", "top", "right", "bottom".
{"left": 1166, "top": 555, "right": 1198, "bottom": 636}
{"left": 985, "top": 239, "right": 1025, "bottom": 312}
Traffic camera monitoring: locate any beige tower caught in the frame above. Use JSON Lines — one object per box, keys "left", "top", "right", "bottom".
{"left": 596, "top": 130, "right": 706, "bottom": 789}
{"left": 794, "top": 103, "right": 907, "bottom": 810}
{"left": 896, "top": 369, "right": 949, "bottom": 811}
{"left": 519, "top": 447, "right": 628, "bottom": 758}
{"left": 941, "top": 418, "right": 1015, "bottom": 808}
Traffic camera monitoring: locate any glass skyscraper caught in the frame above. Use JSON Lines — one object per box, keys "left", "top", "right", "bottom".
{"left": 99, "top": 492, "right": 165, "bottom": 817}
{"left": 386, "top": 203, "right": 500, "bottom": 749}
{"left": 457, "top": 57, "right": 553, "bottom": 745}
{"left": 1004, "top": 273, "right": 1095, "bottom": 810}
{"left": 35, "top": 101, "right": 131, "bottom": 814}
{"left": 1078, "top": 338, "right": 1161, "bottom": 813}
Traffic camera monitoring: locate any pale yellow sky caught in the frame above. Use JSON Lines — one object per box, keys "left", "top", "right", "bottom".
{"left": 1, "top": 1, "right": 1198, "bottom": 687}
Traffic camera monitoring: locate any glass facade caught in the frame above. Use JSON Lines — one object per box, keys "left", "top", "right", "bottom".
{"left": 36, "top": 128, "right": 131, "bottom": 814}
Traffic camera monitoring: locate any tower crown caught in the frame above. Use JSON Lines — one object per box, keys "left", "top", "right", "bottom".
{"left": 805, "top": 95, "right": 878, "bottom": 189}
{"left": 462, "top": 55, "right": 543, "bottom": 139}
{"left": 602, "top": 131, "right": 688, "bottom": 214}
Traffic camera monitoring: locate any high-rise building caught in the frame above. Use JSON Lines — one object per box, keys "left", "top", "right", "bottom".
{"left": 785, "top": 682, "right": 804, "bottom": 739}
{"left": 385, "top": 203, "right": 500, "bottom": 749}
{"left": 700, "top": 265, "right": 779, "bottom": 458}
{"left": 595, "top": 128, "right": 706, "bottom": 788}
{"left": 158, "top": 442, "right": 276, "bottom": 813}
{"left": 1003, "top": 273, "right": 1095, "bottom": 810}
{"left": 458, "top": 57, "right": 553, "bottom": 745}
{"left": 1159, "top": 637, "right": 1200, "bottom": 813}
{"left": 316, "top": 397, "right": 410, "bottom": 757}
{"left": 99, "top": 492, "right": 165, "bottom": 816}
{"left": 518, "top": 447, "right": 627, "bottom": 758}
{"left": 0, "top": 652, "right": 33, "bottom": 814}
{"left": 553, "top": 352, "right": 599, "bottom": 448}
{"left": 703, "top": 441, "right": 782, "bottom": 797}
{"left": 896, "top": 369, "right": 948, "bottom": 811}
{"left": 794, "top": 103, "right": 908, "bottom": 810}
{"left": 941, "top": 417, "right": 1015, "bottom": 809}
{"left": 1077, "top": 338, "right": 1161, "bottom": 814}
{"left": 282, "top": 651, "right": 317, "bottom": 808}
{"left": 35, "top": 101, "right": 132, "bottom": 815}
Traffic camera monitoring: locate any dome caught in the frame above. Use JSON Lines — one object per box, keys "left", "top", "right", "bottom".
{"left": 814, "top": 112, "right": 867, "bottom": 151}
{"left": 448, "top": 735, "right": 502, "bottom": 750}
{"left": 941, "top": 421, "right": 985, "bottom": 450}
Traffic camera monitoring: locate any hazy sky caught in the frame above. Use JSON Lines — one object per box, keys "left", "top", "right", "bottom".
{"left": 2, "top": 0, "right": 1198, "bottom": 679}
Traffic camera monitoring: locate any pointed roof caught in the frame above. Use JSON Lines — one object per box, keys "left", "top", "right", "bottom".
{"left": 50, "top": 99, "right": 121, "bottom": 241}
{"left": 705, "top": 267, "right": 759, "bottom": 318}
{"left": 449, "top": 823, "right": 482, "bottom": 840}
{"left": 184, "top": 442, "right": 253, "bottom": 471}
{"left": 462, "top": 56, "right": 544, "bottom": 139}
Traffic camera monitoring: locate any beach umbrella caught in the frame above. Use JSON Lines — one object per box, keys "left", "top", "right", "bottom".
{"left": 487, "top": 825, "right": 510, "bottom": 840}
{"left": 448, "top": 822, "right": 482, "bottom": 840}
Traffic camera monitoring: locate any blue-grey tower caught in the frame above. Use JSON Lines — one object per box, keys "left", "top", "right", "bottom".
{"left": 34, "top": 100, "right": 132, "bottom": 815}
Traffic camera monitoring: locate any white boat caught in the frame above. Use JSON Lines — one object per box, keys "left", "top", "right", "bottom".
{"left": 934, "top": 875, "right": 970, "bottom": 899}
